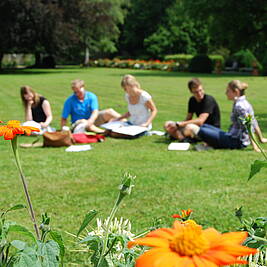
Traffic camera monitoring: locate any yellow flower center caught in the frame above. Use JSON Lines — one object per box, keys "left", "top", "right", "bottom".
{"left": 169, "top": 223, "right": 210, "bottom": 256}
{"left": 7, "top": 120, "right": 21, "bottom": 128}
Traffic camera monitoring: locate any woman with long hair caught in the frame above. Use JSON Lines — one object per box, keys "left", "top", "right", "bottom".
{"left": 21, "top": 85, "right": 54, "bottom": 134}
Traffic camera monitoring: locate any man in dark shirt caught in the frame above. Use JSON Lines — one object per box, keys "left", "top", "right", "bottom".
{"left": 164, "top": 78, "right": 220, "bottom": 140}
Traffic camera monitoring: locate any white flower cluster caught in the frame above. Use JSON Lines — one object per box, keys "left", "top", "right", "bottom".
{"left": 88, "top": 217, "right": 134, "bottom": 239}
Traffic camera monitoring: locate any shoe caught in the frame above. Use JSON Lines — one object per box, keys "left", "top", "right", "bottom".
{"left": 195, "top": 143, "right": 213, "bottom": 151}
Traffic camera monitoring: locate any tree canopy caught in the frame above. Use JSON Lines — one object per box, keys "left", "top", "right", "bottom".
{"left": 1, "top": 0, "right": 267, "bottom": 66}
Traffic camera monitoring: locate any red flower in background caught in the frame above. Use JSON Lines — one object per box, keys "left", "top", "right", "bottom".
{"left": 172, "top": 208, "right": 193, "bottom": 220}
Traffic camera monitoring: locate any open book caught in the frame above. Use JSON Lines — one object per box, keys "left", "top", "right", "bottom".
{"left": 101, "top": 121, "right": 148, "bottom": 136}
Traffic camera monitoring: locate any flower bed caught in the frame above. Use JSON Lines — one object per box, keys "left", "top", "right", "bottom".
{"left": 90, "top": 58, "right": 181, "bottom": 72}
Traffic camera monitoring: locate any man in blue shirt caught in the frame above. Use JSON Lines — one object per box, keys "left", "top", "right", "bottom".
{"left": 61, "top": 79, "right": 120, "bottom": 133}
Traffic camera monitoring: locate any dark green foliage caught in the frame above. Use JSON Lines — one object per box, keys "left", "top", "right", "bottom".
{"left": 261, "top": 50, "right": 267, "bottom": 75}
{"left": 233, "top": 49, "right": 262, "bottom": 70}
{"left": 142, "top": 1, "right": 210, "bottom": 58}
{"left": 189, "top": 54, "right": 213, "bottom": 73}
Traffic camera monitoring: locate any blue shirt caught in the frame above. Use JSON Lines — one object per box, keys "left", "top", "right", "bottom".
{"left": 62, "top": 91, "right": 99, "bottom": 123}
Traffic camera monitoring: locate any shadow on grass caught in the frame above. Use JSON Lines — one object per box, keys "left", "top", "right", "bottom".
{"left": 153, "top": 137, "right": 172, "bottom": 144}
{"left": 0, "top": 67, "right": 81, "bottom": 75}
{"left": 109, "top": 70, "right": 258, "bottom": 78}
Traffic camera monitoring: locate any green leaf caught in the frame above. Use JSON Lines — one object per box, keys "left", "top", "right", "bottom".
{"left": 37, "top": 240, "right": 60, "bottom": 267}
{"left": 9, "top": 224, "right": 36, "bottom": 242}
{"left": 5, "top": 204, "right": 26, "bottom": 214}
{"left": 80, "top": 235, "right": 101, "bottom": 244}
{"left": 49, "top": 231, "right": 65, "bottom": 266}
{"left": 11, "top": 240, "right": 27, "bottom": 250}
{"left": 248, "top": 160, "right": 267, "bottom": 180}
{"left": 13, "top": 246, "right": 41, "bottom": 267}
{"left": 77, "top": 210, "right": 98, "bottom": 237}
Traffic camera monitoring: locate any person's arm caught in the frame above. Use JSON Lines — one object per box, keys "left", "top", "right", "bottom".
{"left": 40, "top": 100, "right": 53, "bottom": 128}
{"left": 87, "top": 109, "right": 99, "bottom": 127}
{"left": 178, "top": 113, "right": 209, "bottom": 127}
{"left": 140, "top": 99, "right": 157, "bottom": 127}
{"left": 61, "top": 118, "right": 67, "bottom": 129}
{"left": 254, "top": 125, "right": 267, "bottom": 143}
{"left": 185, "top": 113, "right": 193, "bottom": 121}
{"left": 25, "top": 101, "right": 33, "bottom": 121}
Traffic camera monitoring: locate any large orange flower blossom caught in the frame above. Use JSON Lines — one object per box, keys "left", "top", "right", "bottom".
{"left": 128, "top": 220, "right": 257, "bottom": 267}
{"left": 0, "top": 120, "right": 40, "bottom": 140}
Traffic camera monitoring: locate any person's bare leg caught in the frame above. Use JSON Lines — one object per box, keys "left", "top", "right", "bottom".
{"left": 87, "top": 124, "right": 105, "bottom": 134}
{"left": 102, "top": 108, "right": 121, "bottom": 122}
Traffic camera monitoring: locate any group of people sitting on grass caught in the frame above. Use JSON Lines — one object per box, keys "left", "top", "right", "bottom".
{"left": 20, "top": 74, "right": 267, "bottom": 151}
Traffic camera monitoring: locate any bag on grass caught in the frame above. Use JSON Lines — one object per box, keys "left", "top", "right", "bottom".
{"left": 72, "top": 133, "right": 105, "bottom": 143}
{"left": 43, "top": 131, "right": 74, "bottom": 147}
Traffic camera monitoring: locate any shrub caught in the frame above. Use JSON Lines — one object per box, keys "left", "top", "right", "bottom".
{"left": 233, "top": 49, "right": 262, "bottom": 70}
{"left": 188, "top": 54, "right": 213, "bottom": 73}
{"left": 164, "top": 54, "right": 193, "bottom": 71}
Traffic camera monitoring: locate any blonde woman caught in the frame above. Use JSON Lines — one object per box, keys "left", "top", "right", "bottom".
{"left": 21, "top": 86, "right": 54, "bottom": 134}
{"left": 118, "top": 74, "right": 157, "bottom": 130}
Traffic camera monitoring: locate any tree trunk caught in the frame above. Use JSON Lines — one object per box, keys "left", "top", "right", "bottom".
{"left": 34, "top": 52, "right": 42, "bottom": 67}
{"left": 0, "top": 52, "right": 4, "bottom": 70}
{"left": 84, "top": 47, "right": 90, "bottom": 66}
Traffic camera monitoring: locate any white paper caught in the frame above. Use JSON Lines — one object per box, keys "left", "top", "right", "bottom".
{"left": 100, "top": 121, "right": 128, "bottom": 130}
{"left": 65, "top": 145, "right": 92, "bottom": 152}
{"left": 148, "top": 130, "right": 165, "bottom": 136}
{"left": 168, "top": 142, "right": 190, "bottom": 151}
{"left": 113, "top": 125, "right": 147, "bottom": 136}
{"left": 101, "top": 121, "right": 147, "bottom": 136}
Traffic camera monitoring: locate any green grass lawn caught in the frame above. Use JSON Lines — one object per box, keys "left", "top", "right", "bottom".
{"left": 0, "top": 67, "right": 266, "bottom": 264}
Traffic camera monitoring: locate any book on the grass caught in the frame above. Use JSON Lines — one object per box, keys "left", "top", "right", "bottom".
{"left": 101, "top": 121, "right": 128, "bottom": 130}
{"left": 168, "top": 142, "right": 190, "bottom": 151}
{"left": 101, "top": 121, "right": 147, "bottom": 136}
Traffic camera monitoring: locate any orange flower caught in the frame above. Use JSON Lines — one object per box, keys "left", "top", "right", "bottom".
{"left": 0, "top": 120, "right": 40, "bottom": 140}
{"left": 128, "top": 220, "right": 257, "bottom": 267}
{"left": 172, "top": 208, "right": 193, "bottom": 220}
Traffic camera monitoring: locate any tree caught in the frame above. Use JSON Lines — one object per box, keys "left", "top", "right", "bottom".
{"left": 0, "top": 0, "right": 126, "bottom": 68}
{"left": 119, "top": 0, "right": 175, "bottom": 57}
{"left": 61, "top": 0, "right": 125, "bottom": 65}
{"left": 144, "top": 0, "right": 210, "bottom": 58}
{"left": 184, "top": 0, "right": 267, "bottom": 54}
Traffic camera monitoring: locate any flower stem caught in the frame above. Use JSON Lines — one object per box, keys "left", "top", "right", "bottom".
{"left": 97, "top": 194, "right": 122, "bottom": 267}
{"left": 248, "top": 126, "right": 267, "bottom": 160}
{"left": 11, "top": 137, "right": 40, "bottom": 240}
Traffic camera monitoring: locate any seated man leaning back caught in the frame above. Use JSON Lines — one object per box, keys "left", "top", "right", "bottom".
{"left": 164, "top": 78, "right": 221, "bottom": 140}
{"left": 61, "top": 79, "right": 121, "bottom": 133}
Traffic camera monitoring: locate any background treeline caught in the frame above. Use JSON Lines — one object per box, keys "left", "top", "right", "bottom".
{"left": 1, "top": 0, "right": 267, "bottom": 72}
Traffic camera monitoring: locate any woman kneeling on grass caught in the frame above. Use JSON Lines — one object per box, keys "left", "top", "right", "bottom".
{"left": 178, "top": 80, "right": 267, "bottom": 151}
{"left": 21, "top": 86, "right": 55, "bottom": 135}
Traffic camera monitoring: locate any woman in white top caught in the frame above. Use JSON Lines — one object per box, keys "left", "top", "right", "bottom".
{"left": 117, "top": 74, "right": 157, "bottom": 131}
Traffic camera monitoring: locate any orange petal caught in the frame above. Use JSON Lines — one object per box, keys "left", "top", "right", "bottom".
{"left": 192, "top": 255, "right": 218, "bottom": 267}
{"left": 4, "top": 129, "right": 14, "bottom": 140}
{"left": 128, "top": 237, "right": 169, "bottom": 249}
{"left": 173, "top": 220, "right": 184, "bottom": 231}
{"left": 136, "top": 248, "right": 177, "bottom": 267}
{"left": 202, "top": 228, "right": 221, "bottom": 246}
{"left": 220, "top": 231, "right": 248, "bottom": 245}
{"left": 203, "top": 250, "right": 245, "bottom": 265}
{"left": 155, "top": 252, "right": 193, "bottom": 267}
{"left": 147, "top": 228, "right": 175, "bottom": 240}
